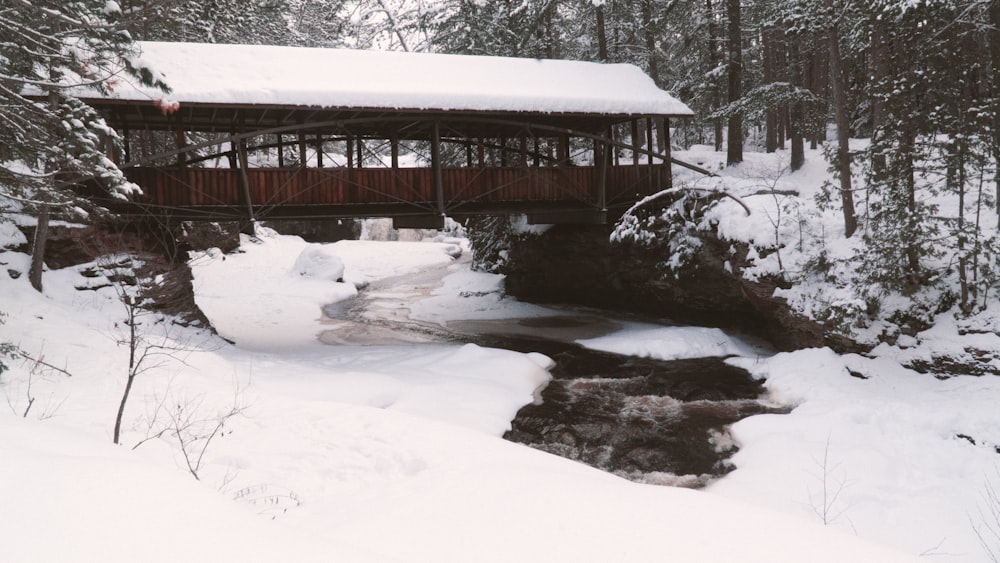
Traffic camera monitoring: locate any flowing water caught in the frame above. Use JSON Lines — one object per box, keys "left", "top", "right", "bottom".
{"left": 321, "top": 259, "right": 788, "bottom": 488}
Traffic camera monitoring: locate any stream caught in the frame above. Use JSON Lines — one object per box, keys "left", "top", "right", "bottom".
{"left": 321, "top": 258, "right": 788, "bottom": 488}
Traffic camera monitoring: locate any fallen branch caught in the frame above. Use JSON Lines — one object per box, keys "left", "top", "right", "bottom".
{"left": 18, "top": 350, "right": 72, "bottom": 377}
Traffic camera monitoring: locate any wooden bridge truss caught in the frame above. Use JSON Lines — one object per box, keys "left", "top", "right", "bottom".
{"left": 88, "top": 99, "right": 694, "bottom": 228}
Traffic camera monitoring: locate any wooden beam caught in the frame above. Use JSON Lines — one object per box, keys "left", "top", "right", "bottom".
{"left": 236, "top": 138, "right": 255, "bottom": 222}
{"left": 596, "top": 139, "right": 608, "bottom": 211}
{"left": 316, "top": 134, "right": 324, "bottom": 168}
{"left": 391, "top": 134, "right": 399, "bottom": 170}
{"left": 277, "top": 134, "right": 284, "bottom": 168}
{"left": 646, "top": 119, "right": 655, "bottom": 192}
{"left": 298, "top": 129, "right": 307, "bottom": 167}
{"left": 175, "top": 126, "right": 186, "bottom": 167}
{"left": 631, "top": 120, "right": 640, "bottom": 166}
{"left": 663, "top": 117, "right": 673, "bottom": 191}
{"left": 431, "top": 121, "right": 445, "bottom": 217}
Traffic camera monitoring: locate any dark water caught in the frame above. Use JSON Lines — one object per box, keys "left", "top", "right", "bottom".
{"left": 468, "top": 330, "right": 788, "bottom": 488}
{"left": 325, "top": 285, "right": 787, "bottom": 488}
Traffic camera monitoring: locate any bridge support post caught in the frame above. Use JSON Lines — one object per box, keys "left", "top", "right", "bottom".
{"left": 431, "top": 121, "right": 445, "bottom": 218}
{"left": 663, "top": 117, "right": 673, "bottom": 191}
{"left": 646, "top": 119, "right": 655, "bottom": 192}
{"left": 597, "top": 137, "right": 608, "bottom": 212}
{"left": 631, "top": 120, "right": 640, "bottom": 166}
{"left": 297, "top": 128, "right": 308, "bottom": 167}
{"left": 236, "top": 137, "right": 256, "bottom": 225}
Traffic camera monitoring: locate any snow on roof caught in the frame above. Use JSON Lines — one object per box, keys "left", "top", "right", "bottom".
{"left": 105, "top": 41, "right": 693, "bottom": 117}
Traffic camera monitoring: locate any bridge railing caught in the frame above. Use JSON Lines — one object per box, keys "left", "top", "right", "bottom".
{"left": 123, "top": 163, "right": 671, "bottom": 214}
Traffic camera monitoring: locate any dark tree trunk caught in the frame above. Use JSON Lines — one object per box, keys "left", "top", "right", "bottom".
{"left": 596, "top": 3, "right": 608, "bottom": 61}
{"left": 29, "top": 204, "right": 49, "bottom": 293}
{"left": 827, "top": 0, "right": 857, "bottom": 237}
{"left": 706, "top": 0, "right": 724, "bottom": 152}
{"left": 991, "top": 0, "right": 1000, "bottom": 223}
{"left": 726, "top": 0, "right": 743, "bottom": 165}
{"left": 763, "top": 27, "right": 778, "bottom": 153}
{"left": 871, "top": 27, "right": 889, "bottom": 177}
{"left": 787, "top": 37, "right": 805, "bottom": 171}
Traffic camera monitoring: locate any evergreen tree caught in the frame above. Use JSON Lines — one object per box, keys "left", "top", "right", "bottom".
{"left": 0, "top": 0, "right": 167, "bottom": 291}
{"left": 857, "top": 0, "right": 999, "bottom": 313}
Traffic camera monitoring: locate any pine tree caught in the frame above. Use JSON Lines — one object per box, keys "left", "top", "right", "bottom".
{"left": 0, "top": 0, "right": 167, "bottom": 291}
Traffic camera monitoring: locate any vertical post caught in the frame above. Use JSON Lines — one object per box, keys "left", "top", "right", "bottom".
{"left": 466, "top": 141, "right": 474, "bottom": 167}
{"left": 646, "top": 119, "right": 655, "bottom": 192}
{"left": 236, "top": 136, "right": 256, "bottom": 223}
{"left": 631, "top": 120, "right": 640, "bottom": 166}
{"left": 597, "top": 139, "right": 608, "bottom": 211}
{"left": 519, "top": 134, "right": 528, "bottom": 167}
{"left": 315, "top": 134, "right": 324, "bottom": 168}
{"left": 477, "top": 138, "right": 485, "bottom": 167}
{"left": 559, "top": 134, "right": 570, "bottom": 165}
{"left": 346, "top": 134, "right": 354, "bottom": 169}
{"left": 356, "top": 137, "right": 364, "bottom": 168}
{"left": 606, "top": 127, "right": 615, "bottom": 167}
{"left": 663, "top": 117, "right": 673, "bottom": 191}
{"left": 297, "top": 129, "right": 308, "bottom": 167}
{"left": 391, "top": 134, "right": 399, "bottom": 170}
{"left": 227, "top": 129, "right": 238, "bottom": 168}
{"left": 277, "top": 134, "right": 285, "bottom": 168}
{"left": 431, "top": 121, "right": 445, "bottom": 217}
{"left": 175, "top": 126, "right": 186, "bottom": 167}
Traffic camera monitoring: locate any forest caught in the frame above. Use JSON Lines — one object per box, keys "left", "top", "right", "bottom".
{"left": 3, "top": 0, "right": 1000, "bottom": 339}
{"left": 6, "top": 4, "right": 1000, "bottom": 561}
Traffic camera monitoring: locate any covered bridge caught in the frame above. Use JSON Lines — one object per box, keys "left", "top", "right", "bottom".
{"left": 82, "top": 41, "right": 694, "bottom": 228}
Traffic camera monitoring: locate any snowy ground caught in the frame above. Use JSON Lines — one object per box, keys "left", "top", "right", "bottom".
{"left": 0, "top": 211, "right": 994, "bottom": 560}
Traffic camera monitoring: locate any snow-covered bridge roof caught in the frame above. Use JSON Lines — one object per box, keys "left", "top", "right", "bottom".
{"left": 107, "top": 41, "right": 693, "bottom": 118}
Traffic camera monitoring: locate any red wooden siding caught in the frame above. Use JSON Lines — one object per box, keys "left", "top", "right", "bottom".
{"left": 125, "top": 164, "right": 670, "bottom": 211}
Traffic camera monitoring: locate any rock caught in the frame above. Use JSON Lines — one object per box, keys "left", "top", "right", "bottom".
{"left": 475, "top": 215, "right": 865, "bottom": 353}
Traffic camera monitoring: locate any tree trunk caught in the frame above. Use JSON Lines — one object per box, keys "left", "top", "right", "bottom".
{"left": 787, "top": 37, "right": 804, "bottom": 171}
{"left": 642, "top": 0, "right": 658, "bottom": 82}
{"left": 871, "top": 27, "right": 889, "bottom": 177}
{"left": 827, "top": 0, "right": 857, "bottom": 237}
{"left": 901, "top": 131, "right": 920, "bottom": 285}
{"left": 113, "top": 297, "right": 139, "bottom": 445}
{"left": 706, "top": 0, "right": 724, "bottom": 152}
{"left": 596, "top": 4, "right": 608, "bottom": 61}
{"left": 28, "top": 204, "right": 49, "bottom": 293}
{"left": 726, "top": 0, "right": 743, "bottom": 165}
{"left": 763, "top": 27, "right": 778, "bottom": 153}
{"left": 991, "top": 0, "right": 1000, "bottom": 223}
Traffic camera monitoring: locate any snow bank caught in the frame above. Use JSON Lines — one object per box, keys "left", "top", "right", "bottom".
{"left": 715, "top": 347, "right": 1000, "bottom": 561}
{"left": 0, "top": 415, "right": 371, "bottom": 563}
